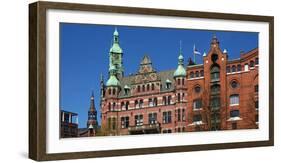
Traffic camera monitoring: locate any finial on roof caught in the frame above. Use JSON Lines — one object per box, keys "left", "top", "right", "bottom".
{"left": 203, "top": 52, "right": 207, "bottom": 57}
{"left": 223, "top": 49, "right": 228, "bottom": 53}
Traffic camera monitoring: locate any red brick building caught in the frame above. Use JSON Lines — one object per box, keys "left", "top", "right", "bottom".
{"left": 100, "top": 29, "right": 258, "bottom": 136}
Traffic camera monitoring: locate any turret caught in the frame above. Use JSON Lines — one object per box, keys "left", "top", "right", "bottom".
{"left": 109, "top": 28, "right": 124, "bottom": 78}
{"left": 87, "top": 91, "right": 98, "bottom": 136}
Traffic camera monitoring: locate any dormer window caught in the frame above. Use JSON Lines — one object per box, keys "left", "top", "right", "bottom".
{"left": 166, "top": 79, "right": 172, "bottom": 89}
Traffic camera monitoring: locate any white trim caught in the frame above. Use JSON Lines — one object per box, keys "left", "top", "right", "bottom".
{"left": 227, "top": 117, "right": 243, "bottom": 121}
{"left": 187, "top": 76, "right": 204, "bottom": 81}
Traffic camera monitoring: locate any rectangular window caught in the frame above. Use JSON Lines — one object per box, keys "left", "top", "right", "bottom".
{"left": 230, "top": 94, "right": 239, "bottom": 105}
{"left": 148, "top": 113, "right": 157, "bottom": 124}
{"left": 135, "top": 115, "right": 143, "bottom": 126}
{"left": 255, "top": 101, "right": 259, "bottom": 109}
{"left": 149, "top": 98, "right": 153, "bottom": 107}
{"left": 230, "top": 110, "right": 240, "bottom": 117}
{"left": 182, "top": 109, "right": 186, "bottom": 121}
{"left": 193, "top": 114, "right": 202, "bottom": 122}
{"left": 163, "top": 111, "right": 172, "bottom": 124}
{"left": 211, "top": 97, "right": 220, "bottom": 109}
{"left": 255, "top": 85, "right": 259, "bottom": 92}
{"left": 121, "top": 117, "right": 129, "bottom": 129}
{"left": 255, "top": 114, "right": 259, "bottom": 122}
{"left": 168, "top": 96, "right": 172, "bottom": 105}
{"left": 193, "top": 99, "right": 202, "bottom": 109}
{"left": 177, "top": 109, "right": 181, "bottom": 121}
{"left": 112, "top": 117, "right": 116, "bottom": 130}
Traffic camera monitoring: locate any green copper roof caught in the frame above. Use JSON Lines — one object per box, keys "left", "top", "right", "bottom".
{"left": 106, "top": 75, "right": 120, "bottom": 87}
{"left": 173, "top": 51, "right": 186, "bottom": 77}
{"left": 174, "top": 65, "right": 186, "bottom": 77}
{"left": 110, "top": 28, "right": 123, "bottom": 53}
{"left": 110, "top": 43, "right": 123, "bottom": 53}
{"left": 106, "top": 65, "right": 121, "bottom": 87}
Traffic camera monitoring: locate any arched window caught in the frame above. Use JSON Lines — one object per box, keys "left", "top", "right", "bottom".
{"left": 142, "top": 85, "right": 145, "bottom": 92}
{"left": 113, "top": 88, "right": 116, "bottom": 95}
{"left": 211, "top": 65, "right": 220, "bottom": 81}
{"left": 231, "top": 65, "right": 236, "bottom": 72}
{"left": 137, "top": 85, "right": 140, "bottom": 92}
{"left": 200, "top": 70, "right": 204, "bottom": 76}
{"left": 112, "top": 102, "right": 116, "bottom": 111}
{"left": 135, "top": 100, "right": 138, "bottom": 109}
{"left": 237, "top": 64, "right": 242, "bottom": 71}
{"left": 226, "top": 66, "right": 230, "bottom": 73}
{"left": 153, "top": 97, "right": 158, "bottom": 106}
{"left": 190, "top": 72, "right": 194, "bottom": 78}
{"left": 168, "top": 96, "right": 172, "bottom": 105}
{"left": 147, "top": 84, "right": 150, "bottom": 91}
{"left": 194, "top": 86, "right": 201, "bottom": 93}
{"left": 163, "top": 96, "right": 167, "bottom": 105}
{"left": 152, "top": 83, "right": 155, "bottom": 90}
{"left": 195, "top": 71, "right": 199, "bottom": 77}
{"left": 182, "top": 78, "right": 185, "bottom": 85}
{"left": 125, "top": 101, "right": 129, "bottom": 110}
{"left": 121, "top": 102, "right": 125, "bottom": 110}
{"left": 255, "top": 58, "right": 259, "bottom": 65}
{"left": 230, "top": 94, "right": 239, "bottom": 105}
{"left": 139, "top": 99, "right": 144, "bottom": 108}
{"left": 250, "top": 60, "right": 255, "bottom": 67}
{"left": 177, "top": 93, "right": 181, "bottom": 102}
{"left": 108, "top": 88, "right": 112, "bottom": 95}
{"left": 149, "top": 98, "right": 153, "bottom": 107}
{"left": 177, "top": 79, "right": 181, "bottom": 85}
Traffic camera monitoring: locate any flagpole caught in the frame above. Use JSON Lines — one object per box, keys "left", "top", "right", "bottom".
{"left": 193, "top": 44, "right": 196, "bottom": 64}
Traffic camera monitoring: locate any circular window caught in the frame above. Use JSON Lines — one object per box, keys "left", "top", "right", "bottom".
{"left": 231, "top": 81, "right": 238, "bottom": 88}
{"left": 194, "top": 86, "right": 201, "bottom": 93}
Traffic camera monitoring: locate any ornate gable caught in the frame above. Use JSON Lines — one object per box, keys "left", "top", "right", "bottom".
{"left": 134, "top": 55, "right": 159, "bottom": 84}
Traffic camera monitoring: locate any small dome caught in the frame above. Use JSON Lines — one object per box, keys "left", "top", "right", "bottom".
{"left": 106, "top": 75, "right": 120, "bottom": 87}
{"left": 110, "top": 43, "right": 123, "bottom": 53}
{"left": 174, "top": 65, "right": 186, "bottom": 77}
{"left": 178, "top": 55, "right": 184, "bottom": 60}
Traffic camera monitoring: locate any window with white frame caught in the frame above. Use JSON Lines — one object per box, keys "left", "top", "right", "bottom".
{"left": 193, "top": 99, "right": 202, "bottom": 110}
{"left": 121, "top": 116, "right": 129, "bottom": 128}
{"left": 230, "top": 94, "right": 239, "bottom": 105}
{"left": 148, "top": 113, "right": 157, "bottom": 124}
{"left": 135, "top": 114, "right": 143, "bottom": 126}
{"left": 163, "top": 111, "right": 172, "bottom": 124}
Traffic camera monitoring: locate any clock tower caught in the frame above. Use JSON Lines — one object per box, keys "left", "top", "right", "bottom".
{"left": 109, "top": 28, "right": 124, "bottom": 79}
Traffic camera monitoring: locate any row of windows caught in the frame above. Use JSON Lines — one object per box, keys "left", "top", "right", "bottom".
{"left": 177, "top": 78, "right": 185, "bottom": 85}
{"left": 189, "top": 70, "right": 204, "bottom": 79}
{"left": 226, "top": 58, "right": 258, "bottom": 73}
{"left": 109, "top": 96, "right": 172, "bottom": 111}
{"left": 109, "top": 84, "right": 259, "bottom": 111}
{"left": 112, "top": 110, "right": 258, "bottom": 130}
{"left": 137, "top": 83, "right": 155, "bottom": 92}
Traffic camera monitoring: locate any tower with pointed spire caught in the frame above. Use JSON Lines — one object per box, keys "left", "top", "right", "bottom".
{"left": 87, "top": 91, "right": 98, "bottom": 136}
{"left": 109, "top": 28, "right": 124, "bottom": 79}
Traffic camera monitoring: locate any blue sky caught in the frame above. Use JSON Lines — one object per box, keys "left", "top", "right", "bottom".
{"left": 60, "top": 23, "right": 258, "bottom": 128}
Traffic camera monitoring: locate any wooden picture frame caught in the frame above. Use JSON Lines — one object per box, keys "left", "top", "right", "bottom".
{"left": 29, "top": 1, "right": 274, "bottom": 161}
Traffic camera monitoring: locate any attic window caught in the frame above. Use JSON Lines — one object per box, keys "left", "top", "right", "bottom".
{"left": 166, "top": 79, "right": 172, "bottom": 89}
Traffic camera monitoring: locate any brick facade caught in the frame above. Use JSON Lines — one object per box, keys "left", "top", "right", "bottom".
{"left": 100, "top": 31, "right": 258, "bottom": 136}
